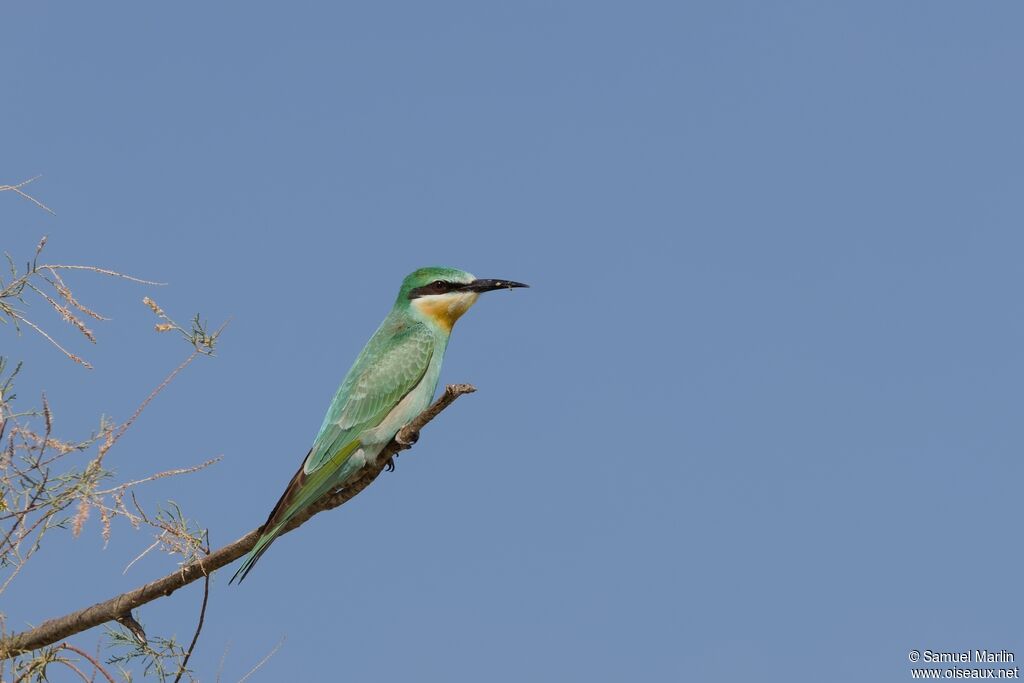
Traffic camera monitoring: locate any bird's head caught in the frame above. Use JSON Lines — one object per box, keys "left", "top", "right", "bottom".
{"left": 399, "top": 266, "right": 528, "bottom": 331}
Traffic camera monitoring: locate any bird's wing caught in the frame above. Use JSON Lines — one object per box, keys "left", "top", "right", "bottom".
{"left": 230, "top": 321, "right": 436, "bottom": 584}
{"left": 304, "top": 320, "right": 435, "bottom": 474}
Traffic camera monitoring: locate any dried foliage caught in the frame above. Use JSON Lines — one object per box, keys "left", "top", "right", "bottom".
{"left": 0, "top": 332, "right": 221, "bottom": 680}
{"left": 1, "top": 179, "right": 230, "bottom": 681}
{"left": 0, "top": 235, "right": 162, "bottom": 368}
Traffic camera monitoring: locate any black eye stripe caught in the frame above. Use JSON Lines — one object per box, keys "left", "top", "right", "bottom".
{"left": 409, "top": 280, "right": 463, "bottom": 299}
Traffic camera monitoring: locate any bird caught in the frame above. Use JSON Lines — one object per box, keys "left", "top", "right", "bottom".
{"left": 230, "top": 267, "right": 528, "bottom": 583}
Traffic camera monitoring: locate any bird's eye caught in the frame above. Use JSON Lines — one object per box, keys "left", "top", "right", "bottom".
{"left": 433, "top": 280, "right": 446, "bottom": 289}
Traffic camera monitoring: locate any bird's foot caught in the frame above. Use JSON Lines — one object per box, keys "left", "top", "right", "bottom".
{"left": 395, "top": 429, "right": 419, "bottom": 448}
{"left": 384, "top": 455, "right": 397, "bottom": 472}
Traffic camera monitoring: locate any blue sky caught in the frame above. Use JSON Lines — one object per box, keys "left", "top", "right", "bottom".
{"left": 3, "top": 2, "right": 1023, "bottom": 681}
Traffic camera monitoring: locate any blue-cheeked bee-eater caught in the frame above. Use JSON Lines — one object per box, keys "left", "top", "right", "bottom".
{"left": 230, "top": 267, "right": 527, "bottom": 583}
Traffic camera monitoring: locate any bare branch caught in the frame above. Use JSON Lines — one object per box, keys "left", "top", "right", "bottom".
{"left": 40, "top": 264, "right": 164, "bottom": 286}
{"left": 15, "top": 315, "right": 93, "bottom": 369}
{"left": 96, "top": 351, "right": 202, "bottom": 466}
{"left": 98, "top": 457, "right": 221, "bottom": 498}
{"left": 173, "top": 532, "right": 210, "bottom": 683}
{"left": 56, "top": 657, "right": 92, "bottom": 682}
{"left": 237, "top": 637, "right": 285, "bottom": 683}
{"left": 0, "top": 383, "right": 476, "bottom": 658}
{"left": 58, "top": 643, "right": 117, "bottom": 683}
{"left": 0, "top": 176, "right": 55, "bottom": 215}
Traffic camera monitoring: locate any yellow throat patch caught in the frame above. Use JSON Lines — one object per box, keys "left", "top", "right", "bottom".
{"left": 412, "top": 292, "right": 479, "bottom": 331}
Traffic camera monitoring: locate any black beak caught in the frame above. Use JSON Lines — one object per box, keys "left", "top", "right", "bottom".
{"left": 460, "top": 278, "right": 530, "bottom": 293}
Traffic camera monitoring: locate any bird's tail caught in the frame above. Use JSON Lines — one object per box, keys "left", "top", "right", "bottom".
{"left": 230, "top": 441, "right": 362, "bottom": 584}
{"left": 230, "top": 449, "right": 314, "bottom": 584}
{"left": 230, "top": 523, "right": 286, "bottom": 584}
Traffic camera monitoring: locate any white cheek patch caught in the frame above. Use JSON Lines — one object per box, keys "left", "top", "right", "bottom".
{"left": 446, "top": 292, "right": 479, "bottom": 315}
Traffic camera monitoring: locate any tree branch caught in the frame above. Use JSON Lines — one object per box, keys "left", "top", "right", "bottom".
{"left": 0, "top": 176, "right": 55, "bottom": 215}
{"left": 0, "top": 383, "right": 477, "bottom": 659}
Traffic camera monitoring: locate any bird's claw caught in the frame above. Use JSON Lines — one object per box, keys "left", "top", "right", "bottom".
{"left": 384, "top": 456, "right": 397, "bottom": 472}
{"left": 395, "top": 430, "right": 419, "bottom": 447}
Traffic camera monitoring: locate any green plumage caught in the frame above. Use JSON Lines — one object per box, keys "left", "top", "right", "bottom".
{"left": 306, "top": 322, "right": 436, "bottom": 472}
{"left": 231, "top": 267, "right": 507, "bottom": 584}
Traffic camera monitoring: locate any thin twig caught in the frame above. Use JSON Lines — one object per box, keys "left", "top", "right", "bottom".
{"left": 216, "top": 642, "right": 230, "bottom": 683}
{"left": 58, "top": 643, "right": 116, "bottom": 683}
{"left": 114, "top": 613, "right": 147, "bottom": 646}
{"left": 99, "top": 457, "right": 221, "bottom": 496}
{"left": 40, "top": 264, "right": 164, "bottom": 286}
{"left": 0, "top": 176, "right": 55, "bottom": 215}
{"left": 173, "top": 531, "right": 210, "bottom": 683}
{"left": 237, "top": 637, "right": 285, "bottom": 683}
{"left": 123, "top": 535, "right": 165, "bottom": 575}
{"left": 97, "top": 351, "right": 200, "bottom": 465}
{"left": 15, "top": 316, "right": 93, "bottom": 368}
{"left": 57, "top": 657, "right": 92, "bottom": 682}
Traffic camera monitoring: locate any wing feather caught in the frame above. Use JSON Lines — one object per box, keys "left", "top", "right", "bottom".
{"left": 304, "top": 321, "right": 434, "bottom": 473}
